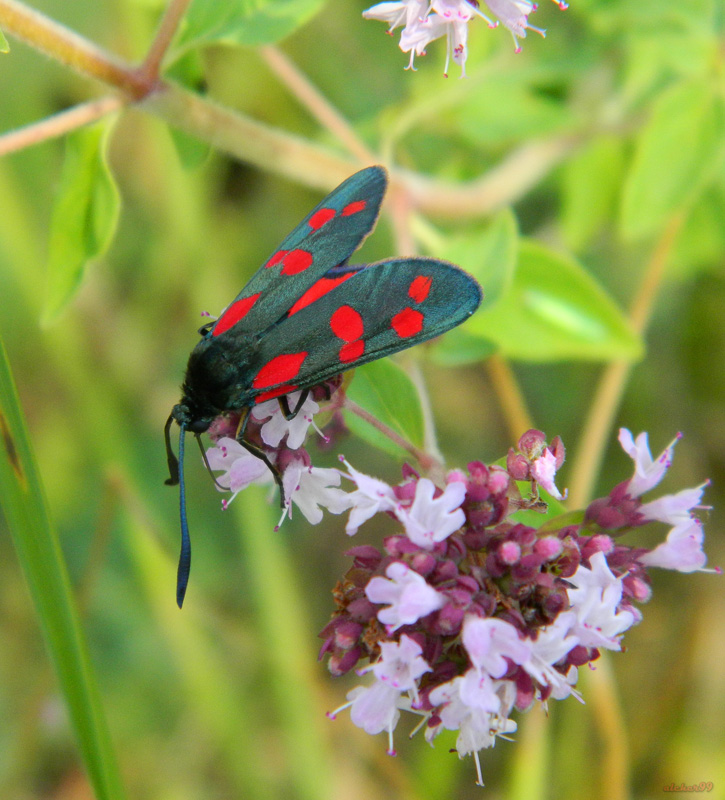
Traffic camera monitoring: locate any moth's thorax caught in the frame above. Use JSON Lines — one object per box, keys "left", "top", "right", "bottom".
{"left": 179, "top": 334, "right": 255, "bottom": 424}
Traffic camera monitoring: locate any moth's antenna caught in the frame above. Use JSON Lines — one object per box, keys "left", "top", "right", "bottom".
{"left": 164, "top": 413, "right": 179, "bottom": 486}
{"left": 176, "top": 423, "right": 191, "bottom": 608}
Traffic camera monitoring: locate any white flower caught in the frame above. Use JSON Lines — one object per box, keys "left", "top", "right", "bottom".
{"left": 372, "top": 635, "right": 432, "bottom": 692}
{"left": 530, "top": 448, "right": 565, "bottom": 500}
{"left": 394, "top": 477, "right": 466, "bottom": 549}
{"left": 347, "top": 682, "right": 402, "bottom": 741}
{"left": 362, "top": 0, "right": 427, "bottom": 33}
{"left": 280, "top": 460, "right": 351, "bottom": 526}
{"left": 341, "top": 635, "right": 430, "bottom": 752}
{"left": 482, "top": 0, "right": 545, "bottom": 51}
{"left": 366, "top": 562, "right": 446, "bottom": 633}
{"left": 522, "top": 611, "right": 580, "bottom": 696}
{"left": 462, "top": 616, "right": 531, "bottom": 678}
{"left": 639, "top": 482, "right": 709, "bottom": 527}
{"left": 340, "top": 460, "right": 398, "bottom": 535}
{"left": 639, "top": 519, "right": 708, "bottom": 573}
{"left": 618, "top": 428, "right": 681, "bottom": 498}
{"left": 566, "top": 552, "right": 636, "bottom": 650}
{"left": 428, "top": 676, "right": 517, "bottom": 785}
{"left": 205, "top": 437, "right": 272, "bottom": 504}
{"left": 251, "top": 391, "right": 320, "bottom": 449}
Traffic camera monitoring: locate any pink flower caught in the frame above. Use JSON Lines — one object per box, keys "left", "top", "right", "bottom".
{"left": 340, "top": 460, "right": 398, "bottom": 535}
{"left": 618, "top": 428, "right": 681, "bottom": 497}
{"left": 394, "top": 477, "right": 466, "bottom": 549}
{"left": 566, "top": 552, "right": 636, "bottom": 650}
{"left": 280, "top": 459, "right": 351, "bottom": 526}
{"left": 205, "top": 437, "right": 272, "bottom": 504}
{"left": 462, "top": 616, "right": 531, "bottom": 678}
{"left": 639, "top": 520, "right": 708, "bottom": 573}
{"left": 366, "top": 561, "right": 446, "bottom": 632}
{"left": 251, "top": 391, "right": 320, "bottom": 449}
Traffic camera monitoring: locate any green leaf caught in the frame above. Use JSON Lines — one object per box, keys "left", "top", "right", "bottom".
{"left": 439, "top": 208, "right": 519, "bottom": 311}
{"left": 429, "top": 210, "right": 517, "bottom": 364}
{"left": 43, "top": 121, "right": 120, "bottom": 325}
{"left": 431, "top": 327, "right": 498, "bottom": 366}
{"left": 620, "top": 77, "right": 725, "bottom": 241}
{"left": 467, "top": 240, "right": 643, "bottom": 362}
{"left": 0, "top": 335, "right": 125, "bottom": 800}
{"left": 345, "top": 360, "right": 424, "bottom": 458}
{"left": 0, "top": 28, "right": 9, "bottom": 53}
{"left": 177, "top": 0, "right": 326, "bottom": 51}
{"left": 165, "top": 51, "right": 211, "bottom": 169}
{"left": 561, "top": 135, "right": 625, "bottom": 252}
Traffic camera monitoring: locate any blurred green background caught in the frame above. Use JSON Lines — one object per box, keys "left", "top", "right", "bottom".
{"left": 0, "top": 0, "right": 723, "bottom": 798}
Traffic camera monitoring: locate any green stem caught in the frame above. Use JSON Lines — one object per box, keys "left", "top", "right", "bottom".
{"left": 0, "top": 0, "right": 151, "bottom": 98}
{"left": 0, "top": 95, "right": 123, "bottom": 156}
{"left": 567, "top": 213, "right": 684, "bottom": 508}
{"left": 342, "top": 396, "right": 440, "bottom": 473}
{"left": 139, "top": 0, "right": 193, "bottom": 82}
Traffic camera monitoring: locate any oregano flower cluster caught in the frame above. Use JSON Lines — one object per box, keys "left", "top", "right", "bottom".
{"left": 204, "top": 393, "right": 715, "bottom": 786}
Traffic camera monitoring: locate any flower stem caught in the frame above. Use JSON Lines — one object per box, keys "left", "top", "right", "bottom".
{"left": 0, "top": 96, "right": 123, "bottom": 156}
{"left": 342, "top": 396, "right": 441, "bottom": 474}
{"left": 486, "top": 354, "right": 534, "bottom": 442}
{"left": 0, "top": 0, "right": 152, "bottom": 98}
{"left": 139, "top": 0, "right": 192, "bottom": 82}
{"left": 567, "top": 212, "right": 685, "bottom": 508}
{"left": 259, "top": 46, "right": 376, "bottom": 165}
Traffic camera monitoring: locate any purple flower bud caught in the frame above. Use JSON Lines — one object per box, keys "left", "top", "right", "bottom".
{"left": 534, "top": 536, "right": 563, "bottom": 560}
{"left": 347, "top": 597, "right": 378, "bottom": 622}
{"left": 410, "top": 551, "right": 437, "bottom": 575}
{"left": 518, "top": 429, "right": 547, "bottom": 459}
{"left": 499, "top": 540, "right": 521, "bottom": 565}
{"left": 329, "top": 646, "right": 363, "bottom": 676}
{"left": 507, "top": 449, "right": 530, "bottom": 480}
{"left": 430, "top": 604, "right": 466, "bottom": 635}
{"left": 334, "top": 620, "right": 364, "bottom": 650}
{"left": 549, "top": 435, "right": 566, "bottom": 469}
{"left": 346, "top": 545, "right": 383, "bottom": 570}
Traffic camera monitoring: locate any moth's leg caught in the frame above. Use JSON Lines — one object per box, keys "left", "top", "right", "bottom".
{"left": 236, "top": 407, "right": 285, "bottom": 508}
{"left": 278, "top": 389, "right": 310, "bottom": 421}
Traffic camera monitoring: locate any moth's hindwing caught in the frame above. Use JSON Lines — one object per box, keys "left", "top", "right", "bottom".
{"left": 211, "top": 166, "right": 387, "bottom": 338}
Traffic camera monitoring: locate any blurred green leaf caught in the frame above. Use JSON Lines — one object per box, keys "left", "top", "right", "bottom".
{"left": 429, "top": 210, "right": 518, "bottom": 364}
{"left": 165, "top": 51, "right": 211, "bottom": 168}
{"left": 440, "top": 208, "right": 519, "bottom": 311}
{"left": 467, "top": 240, "right": 643, "bottom": 361}
{"left": 620, "top": 77, "right": 725, "bottom": 242}
{"left": 177, "top": 0, "right": 326, "bottom": 50}
{"left": 561, "top": 135, "right": 625, "bottom": 252}
{"left": 431, "top": 327, "right": 498, "bottom": 366}
{"left": 0, "top": 28, "right": 9, "bottom": 53}
{"left": 43, "top": 121, "right": 120, "bottom": 325}
{"left": 345, "top": 359, "right": 424, "bottom": 457}
{"left": 0, "top": 335, "right": 125, "bottom": 800}
{"left": 458, "top": 72, "right": 576, "bottom": 146}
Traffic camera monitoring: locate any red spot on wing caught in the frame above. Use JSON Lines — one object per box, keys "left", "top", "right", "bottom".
{"left": 339, "top": 340, "right": 365, "bottom": 363}
{"left": 255, "top": 384, "right": 298, "bottom": 403}
{"left": 309, "top": 208, "right": 335, "bottom": 230}
{"left": 409, "top": 275, "right": 432, "bottom": 303}
{"left": 281, "top": 249, "right": 314, "bottom": 275}
{"left": 391, "top": 307, "right": 424, "bottom": 338}
{"left": 342, "top": 200, "right": 366, "bottom": 216}
{"left": 253, "top": 352, "right": 308, "bottom": 389}
{"left": 213, "top": 292, "right": 262, "bottom": 337}
{"left": 288, "top": 272, "right": 356, "bottom": 316}
{"left": 330, "top": 305, "right": 364, "bottom": 342}
{"left": 266, "top": 250, "right": 288, "bottom": 269}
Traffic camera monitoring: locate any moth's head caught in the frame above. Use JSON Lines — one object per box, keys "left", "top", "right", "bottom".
{"left": 170, "top": 402, "right": 213, "bottom": 434}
